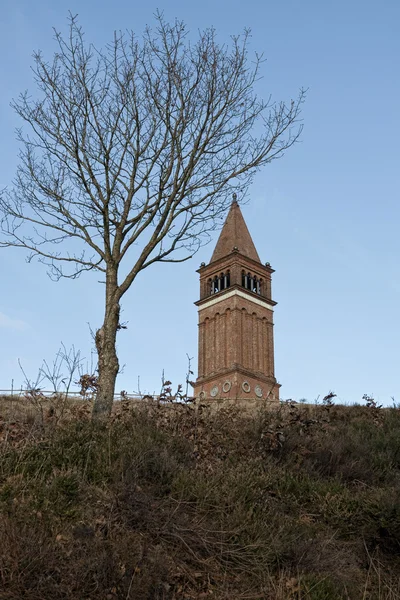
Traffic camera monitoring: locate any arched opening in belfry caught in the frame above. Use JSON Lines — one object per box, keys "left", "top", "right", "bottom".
{"left": 220, "top": 270, "right": 231, "bottom": 290}
{"left": 242, "top": 271, "right": 251, "bottom": 289}
{"left": 208, "top": 270, "right": 231, "bottom": 295}
{"left": 241, "top": 271, "right": 261, "bottom": 295}
{"left": 251, "top": 276, "right": 259, "bottom": 294}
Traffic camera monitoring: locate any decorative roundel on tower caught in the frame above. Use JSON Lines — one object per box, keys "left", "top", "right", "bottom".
{"left": 199, "top": 391, "right": 207, "bottom": 400}
{"left": 255, "top": 385, "right": 263, "bottom": 398}
{"left": 242, "top": 381, "right": 251, "bottom": 393}
{"left": 222, "top": 381, "right": 231, "bottom": 393}
{"left": 210, "top": 385, "right": 219, "bottom": 397}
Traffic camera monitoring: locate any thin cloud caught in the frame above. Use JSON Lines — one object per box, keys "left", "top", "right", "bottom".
{"left": 0, "top": 311, "right": 28, "bottom": 331}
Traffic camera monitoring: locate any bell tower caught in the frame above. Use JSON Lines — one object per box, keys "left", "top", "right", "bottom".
{"left": 194, "top": 197, "right": 280, "bottom": 402}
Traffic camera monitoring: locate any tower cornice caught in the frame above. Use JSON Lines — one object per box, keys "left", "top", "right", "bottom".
{"left": 195, "top": 285, "right": 277, "bottom": 309}
{"left": 197, "top": 250, "right": 275, "bottom": 274}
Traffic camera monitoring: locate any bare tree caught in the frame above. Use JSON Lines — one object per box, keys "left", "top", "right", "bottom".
{"left": 0, "top": 13, "right": 305, "bottom": 418}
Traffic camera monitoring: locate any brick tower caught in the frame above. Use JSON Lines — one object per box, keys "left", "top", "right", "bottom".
{"left": 194, "top": 197, "right": 280, "bottom": 402}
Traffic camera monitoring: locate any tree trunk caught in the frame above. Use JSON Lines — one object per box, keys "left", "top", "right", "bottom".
{"left": 92, "top": 271, "right": 120, "bottom": 419}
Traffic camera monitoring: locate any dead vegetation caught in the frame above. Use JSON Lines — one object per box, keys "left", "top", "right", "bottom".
{"left": 1, "top": 396, "right": 400, "bottom": 599}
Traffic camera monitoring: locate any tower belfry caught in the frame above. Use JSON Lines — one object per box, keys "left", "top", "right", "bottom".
{"left": 194, "top": 198, "right": 280, "bottom": 402}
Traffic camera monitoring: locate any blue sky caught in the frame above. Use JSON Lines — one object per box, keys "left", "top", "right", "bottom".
{"left": 0, "top": 0, "right": 399, "bottom": 404}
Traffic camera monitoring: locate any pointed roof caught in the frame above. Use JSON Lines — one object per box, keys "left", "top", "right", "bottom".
{"left": 210, "top": 199, "right": 261, "bottom": 264}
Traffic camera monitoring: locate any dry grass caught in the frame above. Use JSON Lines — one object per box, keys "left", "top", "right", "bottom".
{"left": 1, "top": 396, "right": 400, "bottom": 598}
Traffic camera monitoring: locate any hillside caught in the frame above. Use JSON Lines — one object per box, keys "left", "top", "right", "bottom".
{"left": 1, "top": 396, "right": 400, "bottom": 599}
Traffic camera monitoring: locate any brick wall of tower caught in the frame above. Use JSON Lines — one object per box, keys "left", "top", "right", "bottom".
{"left": 197, "top": 293, "right": 275, "bottom": 380}
{"left": 194, "top": 289, "right": 280, "bottom": 402}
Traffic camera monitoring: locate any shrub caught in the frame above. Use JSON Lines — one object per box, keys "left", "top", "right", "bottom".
{"left": 1, "top": 399, "right": 400, "bottom": 598}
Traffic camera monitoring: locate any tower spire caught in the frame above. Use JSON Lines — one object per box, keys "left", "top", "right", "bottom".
{"left": 210, "top": 198, "right": 261, "bottom": 264}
